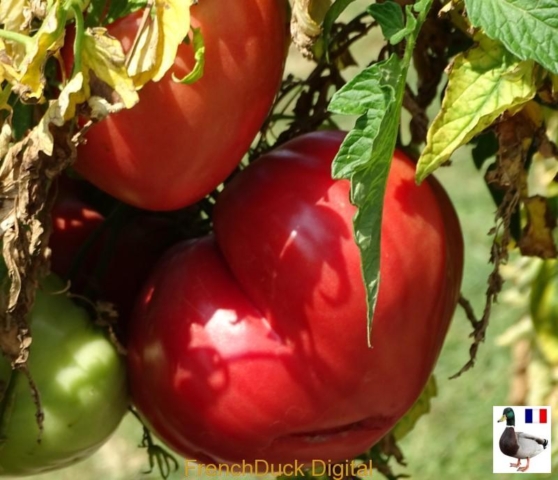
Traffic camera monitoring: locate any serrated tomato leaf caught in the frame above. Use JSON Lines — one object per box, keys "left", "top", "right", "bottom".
{"left": 329, "top": 0, "right": 433, "bottom": 345}
{"left": 329, "top": 58, "right": 398, "bottom": 178}
{"left": 465, "top": 0, "right": 558, "bottom": 74}
{"left": 368, "top": 1, "right": 411, "bottom": 45}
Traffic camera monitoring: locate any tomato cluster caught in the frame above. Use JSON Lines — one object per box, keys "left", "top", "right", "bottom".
{"left": 1, "top": 0, "right": 466, "bottom": 476}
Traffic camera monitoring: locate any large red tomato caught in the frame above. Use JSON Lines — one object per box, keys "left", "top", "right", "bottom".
{"left": 127, "top": 131, "right": 464, "bottom": 465}
{"left": 72, "top": 0, "right": 287, "bottom": 211}
{"left": 49, "top": 189, "right": 181, "bottom": 330}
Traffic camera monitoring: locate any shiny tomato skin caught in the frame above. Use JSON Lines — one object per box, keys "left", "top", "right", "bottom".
{"left": 73, "top": 1, "right": 287, "bottom": 211}
{"left": 127, "top": 131, "right": 464, "bottom": 465}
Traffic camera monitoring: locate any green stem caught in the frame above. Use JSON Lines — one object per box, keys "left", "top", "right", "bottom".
{"left": 0, "top": 29, "right": 34, "bottom": 52}
{"left": 396, "top": 1, "right": 433, "bottom": 102}
{"left": 69, "top": 4, "right": 85, "bottom": 77}
{"left": 62, "top": 0, "right": 90, "bottom": 11}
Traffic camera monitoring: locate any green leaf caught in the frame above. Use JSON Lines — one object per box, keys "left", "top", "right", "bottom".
{"left": 416, "top": 34, "right": 537, "bottom": 182}
{"left": 173, "top": 27, "right": 204, "bottom": 84}
{"left": 368, "top": 1, "right": 410, "bottom": 45}
{"left": 330, "top": 58, "right": 401, "bottom": 347}
{"left": 104, "top": 0, "right": 148, "bottom": 25}
{"left": 328, "top": 64, "right": 395, "bottom": 179}
{"left": 465, "top": 0, "right": 558, "bottom": 74}
{"left": 330, "top": 59, "right": 398, "bottom": 180}
{"left": 329, "top": 1, "right": 433, "bottom": 345}
{"left": 392, "top": 375, "right": 437, "bottom": 440}
{"left": 413, "top": 0, "right": 433, "bottom": 12}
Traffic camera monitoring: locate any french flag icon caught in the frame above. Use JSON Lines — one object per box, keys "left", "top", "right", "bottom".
{"left": 525, "top": 408, "right": 548, "bottom": 424}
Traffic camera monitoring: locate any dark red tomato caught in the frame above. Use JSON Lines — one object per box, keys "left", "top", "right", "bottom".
{"left": 71, "top": 0, "right": 287, "bottom": 211}
{"left": 49, "top": 192, "right": 180, "bottom": 330}
{"left": 49, "top": 190, "right": 104, "bottom": 279}
{"left": 127, "top": 131, "right": 464, "bottom": 465}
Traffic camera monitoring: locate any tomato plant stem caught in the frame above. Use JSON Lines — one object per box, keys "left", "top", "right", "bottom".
{"left": 0, "top": 30, "right": 33, "bottom": 52}
{"left": 69, "top": 4, "right": 85, "bottom": 77}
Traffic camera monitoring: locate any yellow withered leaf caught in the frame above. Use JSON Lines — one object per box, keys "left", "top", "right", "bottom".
{"left": 0, "top": 0, "right": 30, "bottom": 64}
{"left": 127, "top": 0, "right": 192, "bottom": 88}
{"left": 416, "top": 34, "right": 537, "bottom": 182}
{"left": 16, "top": 1, "right": 67, "bottom": 101}
{"left": 33, "top": 73, "right": 89, "bottom": 156}
{"left": 55, "top": 71, "right": 88, "bottom": 122}
{"left": 0, "top": 122, "right": 13, "bottom": 160}
{"left": 0, "top": 39, "right": 20, "bottom": 85}
{"left": 0, "top": 0, "right": 29, "bottom": 32}
{"left": 81, "top": 27, "right": 139, "bottom": 114}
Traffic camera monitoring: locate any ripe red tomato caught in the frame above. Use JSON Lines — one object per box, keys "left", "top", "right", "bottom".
{"left": 49, "top": 190, "right": 180, "bottom": 330}
{"left": 127, "top": 131, "right": 464, "bottom": 465}
{"left": 72, "top": 0, "right": 287, "bottom": 211}
{"left": 49, "top": 187, "right": 104, "bottom": 280}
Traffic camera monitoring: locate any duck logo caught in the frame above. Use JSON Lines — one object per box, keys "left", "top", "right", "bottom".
{"left": 493, "top": 406, "right": 551, "bottom": 473}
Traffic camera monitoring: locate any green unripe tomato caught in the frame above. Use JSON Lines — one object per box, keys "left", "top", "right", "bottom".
{"left": 0, "top": 275, "right": 128, "bottom": 476}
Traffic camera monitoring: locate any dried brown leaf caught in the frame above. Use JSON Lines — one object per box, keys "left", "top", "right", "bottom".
{"left": 453, "top": 110, "right": 539, "bottom": 378}
{"left": 13, "top": 2, "right": 67, "bottom": 101}
{"left": 0, "top": 124, "right": 76, "bottom": 368}
{"left": 519, "top": 195, "right": 557, "bottom": 258}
